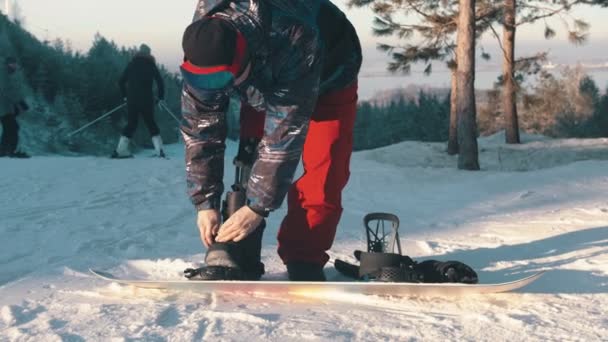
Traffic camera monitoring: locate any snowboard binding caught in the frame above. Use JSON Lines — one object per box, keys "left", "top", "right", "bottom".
{"left": 186, "top": 138, "right": 265, "bottom": 281}
{"left": 184, "top": 258, "right": 265, "bottom": 281}
{"left": 365, "top": 212, "right": 402, "bottom": 254}
{"left": 184, "top": 266, "right": 247, "bottom": 281}
{"left": 335, "top": 213, "right": 478, "bottom": 284}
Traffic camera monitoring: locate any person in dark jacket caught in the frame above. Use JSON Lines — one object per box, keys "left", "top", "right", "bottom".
{"left": 0, "top": 56, "right": 30, "bottom": 158}
{"left": 113, "top": 44, "right": 166, "bottom": 158}
{"left": 181, "top": 0, "right": 362, "bottom": 281}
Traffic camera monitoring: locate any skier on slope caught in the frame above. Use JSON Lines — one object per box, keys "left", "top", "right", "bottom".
{"left": 0, "top": 56, "right": 30, "bottom": 158}
{"left": 112, "top": 44, "right": 166, "bottom": 158}
{"left": 180, "top": 0, "right": 361, "bottom": 281}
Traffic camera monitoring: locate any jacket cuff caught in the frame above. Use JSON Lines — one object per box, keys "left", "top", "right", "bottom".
{"left": 247, "top": 204, "right": 270, "bottom": 218}
{"left": 195, "top": 196, "right": 221, "bottom": 211}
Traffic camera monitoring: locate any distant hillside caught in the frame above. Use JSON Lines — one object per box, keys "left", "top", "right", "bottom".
{"left": 366, "top": 85, "right": 451, "bottom": 107}
{"left": 364, "top": 85, "right": 505, "bottom": 107}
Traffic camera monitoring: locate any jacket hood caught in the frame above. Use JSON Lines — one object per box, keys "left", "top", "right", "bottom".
{"left": 192, "top": 0, "right": 229, "bottom": 20}
{"left": 192, "top": 0, "right": 322, "bottom": 22}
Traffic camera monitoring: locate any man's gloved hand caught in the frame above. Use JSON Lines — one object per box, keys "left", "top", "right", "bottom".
{"left": 197, "top": 209, "right": 221, "bottom": 247}
{"left": 123, "top": 97, "right": 127, "bottom": 103}
{"left": 216, "top": 206, "right": 264, "bottom": 243}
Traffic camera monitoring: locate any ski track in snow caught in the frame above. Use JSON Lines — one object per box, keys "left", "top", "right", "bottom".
{"left": 1, "top": 135, "right": 608, "bottom": 341}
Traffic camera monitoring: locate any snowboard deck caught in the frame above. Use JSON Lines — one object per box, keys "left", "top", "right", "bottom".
{"left": 90, "top": 269, "right": 544, "bottom": 297}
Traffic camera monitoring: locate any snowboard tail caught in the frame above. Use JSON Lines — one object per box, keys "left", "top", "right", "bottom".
{"left": 90, "top": 269, "right": 544, "bottom": 297}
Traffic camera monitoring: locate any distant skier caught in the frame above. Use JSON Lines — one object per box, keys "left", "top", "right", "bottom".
{"left": 0, "top": 56, "right": 30, "bottom": 158}
{"left": 113, "top": 44, "right": 166, "bottom": 158}
{"left": 180, "top": 0, "right": 361, "bottom": 281}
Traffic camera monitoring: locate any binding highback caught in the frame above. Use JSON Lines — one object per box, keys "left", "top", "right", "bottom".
{"left": 364, "top": 213, "right": 402, "bottom": 255}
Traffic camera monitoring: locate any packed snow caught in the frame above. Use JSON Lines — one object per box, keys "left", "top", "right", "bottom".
{"left": 1, "top": 133, "right": 608, "bottom": 341}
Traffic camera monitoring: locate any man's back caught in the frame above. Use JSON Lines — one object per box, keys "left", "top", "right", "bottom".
{"left": 0, "top": 67, "right": 22, "bottom": 115}
{"left": 120, "top": 54, "right": 164, "bottom": 103}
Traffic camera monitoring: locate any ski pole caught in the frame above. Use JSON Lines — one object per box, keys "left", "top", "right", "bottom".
{"left": 160, "top": 102, "right": 182, "bottom": 125}
{"left": 67, "top": 103, "right": 127, "bottom": 137}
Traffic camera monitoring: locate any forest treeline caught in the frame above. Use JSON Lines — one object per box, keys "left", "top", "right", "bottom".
{"left": 2, "top": 1, "right": 608, "bottom": 159}
{"left": 0, "top": 13, "right": 182, "bottom": 155}
{"left": 355, "top": 68, "right": 608, "bottom": 151}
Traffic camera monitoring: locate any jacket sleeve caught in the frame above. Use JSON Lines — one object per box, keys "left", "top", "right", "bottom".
{"left": 153, "top": 63, "right": 165, "bottom": 100}
{"left": 246, "top": 25, "right": 322, "bottom": 214}
{"left": 180, "top": 68, "right": 234, "bottom": 211}
{"left": 118, "top": 63, "right": 130, "bottom": 98}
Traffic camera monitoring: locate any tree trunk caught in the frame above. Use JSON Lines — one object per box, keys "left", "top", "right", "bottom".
{"left": 456, "top": 0, "right": 480, "bottom": 170}
{"left": 503, "top": 0, "right": 520, "bottom": 144}
{"left": 447, "top": 68, "right": 459, "bottom": 155}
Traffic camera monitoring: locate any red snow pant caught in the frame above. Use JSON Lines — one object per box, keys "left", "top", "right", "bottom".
{"left": 240, "top": 81, "right": 358, "bottom": 266}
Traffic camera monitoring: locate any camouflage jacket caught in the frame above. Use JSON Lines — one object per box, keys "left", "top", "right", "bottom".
{"left": 181, "top": 0, "right": 361, "bottom": 213}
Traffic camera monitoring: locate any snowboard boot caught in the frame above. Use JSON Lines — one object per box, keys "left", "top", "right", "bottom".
{"left": 8, "top": 151, "right": 30, "bottom": 159}
{"left": 111, "top": 136, "right": 132, "bottom": 159}
{"left": 151, "top": 135, "right": 165, "bottom": 158}
{"left": 185, "top": 221, "right": 266, "bottom": 281}
{"left": 286, "top": 262, "right": 326, "bottom": 282}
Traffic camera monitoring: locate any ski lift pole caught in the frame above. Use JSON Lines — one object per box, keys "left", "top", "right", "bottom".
{"left": 160, "top": 102, "right": 182, "bottom": 125}
{"left": 66, "top": 103, "right": 127, "bottom": 137}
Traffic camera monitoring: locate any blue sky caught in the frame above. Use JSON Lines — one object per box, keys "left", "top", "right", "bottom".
{"left": 10, "top": 0, "right": 608, "bottom": 69}
{"left": 7, "top": 0, "right": 608, "bottom": 96}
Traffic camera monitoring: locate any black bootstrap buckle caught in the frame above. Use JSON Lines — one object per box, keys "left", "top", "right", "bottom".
{"left": 184, "top": 268, "right": 201, "bottom": 279}
{"left": 184, "top": 266, "right": 246, "bottom": 281}
{"left": 360, "top": 252, "right": 423, "bottom": 283}
{"left": 376, "top": 264, "right": 423, "bottom": 283}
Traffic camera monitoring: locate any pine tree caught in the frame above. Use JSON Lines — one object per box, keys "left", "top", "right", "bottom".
{"left": 0, "top": 15, "right": 183, "bottom": 154}
{"left": 495, "top": 0, "right": 604, "bottom": 144}
{"left": 456, "top": 0, "right": 480, "bottom": 170}
{"left": 348, "top": 0, "right": 499, "bottom": 155}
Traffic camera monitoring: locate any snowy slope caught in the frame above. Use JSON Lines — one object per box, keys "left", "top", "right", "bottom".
{"left": 1, "top": 135, "right": 608, "bottom": 341}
